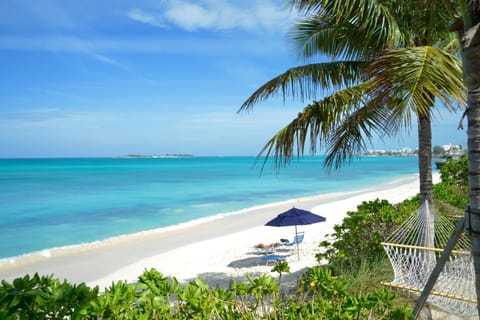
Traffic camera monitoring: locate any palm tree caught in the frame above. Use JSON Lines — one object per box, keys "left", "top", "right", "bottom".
{"left": 240, "top": 0, "right": 464, "bottom": 207}
{"left": 453, "top": 0, "right": 480, "bottom": 313}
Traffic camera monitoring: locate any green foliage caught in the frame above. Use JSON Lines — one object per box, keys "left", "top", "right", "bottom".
{"left": 440, "top": 154, "right": 468, "bottom": 185}
{"left": 433, "top": 155, "right": 469, "bottom": 209}
{"left": 90, "top": 280, "right": 136, "bottom": 318}
{"left": 178, "top": 278, "right": 216, "bottom": 319}
{"left": 317, "top": 197, "right": 418, "bottom": 272}
{"left": 135, "top": 268, "right": 181, "bottom": 318}
{"left": 345, "top": 259, "right": 396, "bottom": 295}
{"left": 271, "top": 260, "right": 290, "bottom": 288}
{"left": 0, "top": 267, "right": 413, "bottom": 319}
{"left": 278, "top": 266, "right": 413, "bottom": 319}
{"left": 0, "top": 273, "right": 98, "bottom": 320}
{"left": 433, "top": 183, "right": 468, "bottom": 208}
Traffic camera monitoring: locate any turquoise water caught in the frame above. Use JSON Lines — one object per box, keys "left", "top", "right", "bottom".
{"left": 0, "top": 156, "right": 420, "bottom": 259}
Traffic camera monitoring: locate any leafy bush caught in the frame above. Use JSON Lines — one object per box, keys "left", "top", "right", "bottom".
{"left": 316, "top": 197, "right": 418, "bottom": 273}
{"left": 433, "top": 183, "right": 468, "bottom": 209}
{"left": 439, "top": 154, "right": 468, "bottom": 185}
{"left": 281, "top": 266, "right": 413, "bottom": 319}
{"left": 0, "top": 273, "right": 98, "bottom": 319}
{"left": 433, "top": 155, "right": 468, "bottom": 209}
{"left": 0, "top": 268, "right": 413, "bottom": 319}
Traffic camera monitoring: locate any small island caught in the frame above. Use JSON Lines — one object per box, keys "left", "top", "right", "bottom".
{"left": 120, "top": 154, "right": 194, "bottom": 159}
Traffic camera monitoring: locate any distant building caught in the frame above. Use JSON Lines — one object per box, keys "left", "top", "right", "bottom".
{"left": 441, "top": 144, "right": 463, "bottom": 156}
{"left": 364, "top": 148, "right": 417, "bottom": 156}
{"left": 434, "top": 144, "right": 464, "bottom": 169}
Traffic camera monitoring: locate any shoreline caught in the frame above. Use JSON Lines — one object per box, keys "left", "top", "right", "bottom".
{"left": 0, "top": 173, "right": 432, "bottom": 289}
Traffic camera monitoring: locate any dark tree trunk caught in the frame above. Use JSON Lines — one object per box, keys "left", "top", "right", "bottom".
{"left": 467, "top": 93, "right": 480, "bottom": 314}
{"left": 418, "top": 112, "right": 433, "bottom": 205}
{"left": 463, "top": 1, "right": 480, "bottom": 313}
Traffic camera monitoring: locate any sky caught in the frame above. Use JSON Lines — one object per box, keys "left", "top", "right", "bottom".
{"left": 0, "top": 0, "right": 467, "bottom": 158}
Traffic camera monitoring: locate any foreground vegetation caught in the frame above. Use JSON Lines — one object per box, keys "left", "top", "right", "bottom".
{"left": 0, "top": 267, "right": 412, "bottom": 319}
{"left": 0, "top": 158, "right": 468, "bottom": 319}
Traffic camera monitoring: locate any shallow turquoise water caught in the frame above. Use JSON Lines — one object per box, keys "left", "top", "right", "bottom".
{"left": 0, "top": 156, "right": 420, "bottom": 259}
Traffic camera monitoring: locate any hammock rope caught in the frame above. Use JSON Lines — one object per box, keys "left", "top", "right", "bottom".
{"left": 381, "top": 202, "right": 478, "bottom": 318}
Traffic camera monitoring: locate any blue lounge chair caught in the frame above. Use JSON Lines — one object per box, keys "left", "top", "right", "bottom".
{"left": 259, "top": 254, "right": 290, "bottom": 266}
{"left": 282, "top": 232, "right": 305, "bottom": 247}
{"left": 255, "top": 246, "right": 276, "bottom": 255}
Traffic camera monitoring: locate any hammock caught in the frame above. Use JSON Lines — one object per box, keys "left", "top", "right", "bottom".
{"left": 381, "top": 202, "right": 478, "bottom": 318}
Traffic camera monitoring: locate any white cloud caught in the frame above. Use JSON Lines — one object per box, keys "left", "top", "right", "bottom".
{"left": 128, "top": 0, "right": 294, "bottom": 32}
{"left": 127, "top": 8, "right": 166, "bottom": 28}
{"left": 90, "top": 53, "right": 127, "bottom": 69}
{"left": 164, "top": 2, "right": 218, "bottom": 31}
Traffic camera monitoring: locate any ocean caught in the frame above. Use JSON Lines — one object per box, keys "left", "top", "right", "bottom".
{"left": 0, "top": 156, "right": 421, "bottom": 260}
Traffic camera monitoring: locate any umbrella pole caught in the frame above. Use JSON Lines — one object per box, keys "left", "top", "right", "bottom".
{"left": 295, "top": 225, "right": 300, "bottom": 260}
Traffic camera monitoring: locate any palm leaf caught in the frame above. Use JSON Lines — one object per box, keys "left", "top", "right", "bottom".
{"left": 289, "top": 15, "right": 383, "bottom": 60}
{"left": 289, "top": 0, "right": 404, "bottom": 48}
{"left": 368, "top": 46, "right": 465, "bottom": 119}
{"left": 239, "top": 61, "right": 365, "bottom": 111}
{"left": 324, "top": 99, "right": 406, "bottom": 169}
{"left": 257, "top": 82, "right": 376, "bottom": 169}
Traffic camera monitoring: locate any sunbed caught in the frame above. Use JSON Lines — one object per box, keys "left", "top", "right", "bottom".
{"left": 259, "top": 254, "right": 290, "bottom": 265}
{"left": 281, "top": 231, "right": 305, "bottom": 247}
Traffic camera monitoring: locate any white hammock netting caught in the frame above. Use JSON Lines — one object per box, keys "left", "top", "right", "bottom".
{"left": 381, "top": 202, "right": 478, "bottom": 318}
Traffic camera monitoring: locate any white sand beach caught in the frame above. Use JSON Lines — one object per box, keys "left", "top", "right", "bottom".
{"left": 0, "top": 173, "right": 438, "bottom": 290}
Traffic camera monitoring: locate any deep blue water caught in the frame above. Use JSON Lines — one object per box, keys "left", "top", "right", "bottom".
{"left": 0, "top": 156, "right": 420, "bottom": 259}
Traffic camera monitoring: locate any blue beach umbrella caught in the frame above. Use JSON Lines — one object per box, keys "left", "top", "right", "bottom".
{"left": 265, "top": 207, "right": 326, "bottom": 259}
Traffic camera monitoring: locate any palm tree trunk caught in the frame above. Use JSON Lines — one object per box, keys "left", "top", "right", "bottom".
{"left": 418, "top": 112, "right": 433, "bottom": 206}
{"left": 417, "top": 111, "right": 435, "bottom": 278}
{"left": 462, "top": 3, "right": 480, "bottom": 312}
{"left": 467, "top": 95, "right": 480, "bottom": 313}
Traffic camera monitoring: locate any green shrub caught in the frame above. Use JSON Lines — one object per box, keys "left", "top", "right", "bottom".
{"left": 433, "top": 154, "right": 469, "bottom": 209}
{"left": 316, "top": 197, "right": 418, "bottom": 273}
{"left": 0, "top": 267, "right": 413, "bottom": 319}
{"left": 0, "top": 273, "right": 98, "bottom": 319}
{"left": 439, "top": 154, "right": 468, "bottom": 185}
{"left": 279, "top": 266, "right": 413, "bottom": 319}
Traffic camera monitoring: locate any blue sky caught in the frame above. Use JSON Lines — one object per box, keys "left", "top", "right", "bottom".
{"left": 0, "top": 0, "right": 467, "bottom": 158}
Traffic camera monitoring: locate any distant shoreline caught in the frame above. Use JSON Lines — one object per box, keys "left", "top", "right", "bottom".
{"left": 118, "top": 154, "right": 194, "bottom": 159}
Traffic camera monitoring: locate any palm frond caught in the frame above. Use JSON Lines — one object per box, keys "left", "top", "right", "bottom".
{"left": 239, "top": 61, "right": 365, "bottom": 111}
{"left": 289, "top": 0, "right": 404, "bottom": 60}
{"left": 438, "top": 32, "right": 462, "bottom": 54}
{"left": 368, "top": 46, "right": 465, "bottom": 119}
{"left": 289, "top": 15, "right": 380, "bottom": 60}
{"left": 412, "top": 0, "right": 460, "bottom": 46}
{"left": 332, "top": 0, "right": 405, "bottom": 46}
{"left": 326, "top": 0, "right": 404, "bottom": 46}
{"left": 324, "top": 101, "right": 405, "bottom": 169}
{"left": 256, "top": 82, "right": 374, "bottom": 169}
